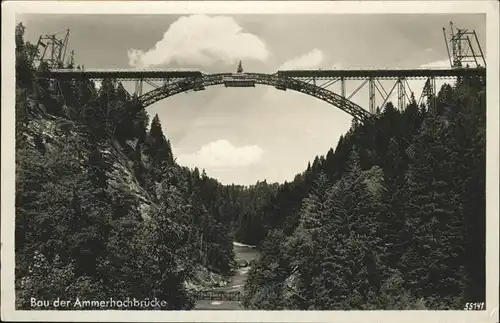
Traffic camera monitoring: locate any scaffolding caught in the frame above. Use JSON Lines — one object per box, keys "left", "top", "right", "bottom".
{"left": 30, "top": 29, "right": 70, "bottom": 69}
{"left": 443, "top": 22, "right": 486, "bottom": 68}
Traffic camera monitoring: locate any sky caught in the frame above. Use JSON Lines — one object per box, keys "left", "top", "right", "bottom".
{"left": 18, "top": 13, "right": 486, "bottom": 185}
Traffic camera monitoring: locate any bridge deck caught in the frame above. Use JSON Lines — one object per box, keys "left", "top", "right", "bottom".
{"left": 278, "top": 68, "right": 486, "bottom": 79}
{"left": 39, "top": 69, "right": 203, "bottom": 80}
{"left": 38, "top": 67, "right": 486, "bottom": 80}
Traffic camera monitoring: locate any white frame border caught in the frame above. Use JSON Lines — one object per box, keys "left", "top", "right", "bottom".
{"left": 1, "top": 1, "right": 499, "bottom": 322}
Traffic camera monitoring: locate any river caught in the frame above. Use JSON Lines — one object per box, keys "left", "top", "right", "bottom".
{"left": 194, "top": 241, "right": 260, "bottom": 310}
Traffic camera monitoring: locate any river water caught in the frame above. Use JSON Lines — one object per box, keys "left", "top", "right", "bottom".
{"left": 194, "top": 241, "right": 260, "bottom": 310}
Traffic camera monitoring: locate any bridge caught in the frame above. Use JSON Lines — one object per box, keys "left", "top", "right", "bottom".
{"left": 193, "top": 290, "right": 242, "bottom": 302}
{"left": 37, "top": 67, "right": 485, "bottom": 123}
{"left": 31, "top": 21, "right": 486, "bottom": 125}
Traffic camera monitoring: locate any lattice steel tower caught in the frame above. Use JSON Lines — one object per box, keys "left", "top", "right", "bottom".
{"left": 443, "top": 21, "right": 486, "bottom": 68}
{"left": 30, "top": 29, "right": 70, "bottom": 69}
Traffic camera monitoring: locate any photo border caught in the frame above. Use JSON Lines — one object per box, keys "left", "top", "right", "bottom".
{"left": 2, "top": 1, "right": 499, "bottom": 322}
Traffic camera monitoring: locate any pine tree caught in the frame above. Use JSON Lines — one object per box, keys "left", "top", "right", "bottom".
{"left": 149, "top": 177, "right": 195, "bottom": 309}
{"left": 15, "top": 23, "right": 35, "bottom": 89}
{"left": 399, "top": 114, "right": 465, "bottom": 306}
{"left": 145, "top": 114, "right": 174, "bottom": 182}
{"left": 376, "top": 139, "right": 408, "bottom": 268}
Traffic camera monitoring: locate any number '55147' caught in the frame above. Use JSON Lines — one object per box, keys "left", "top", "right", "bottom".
{"left": 464, "top": 302, "right": 485, "bottom": 310}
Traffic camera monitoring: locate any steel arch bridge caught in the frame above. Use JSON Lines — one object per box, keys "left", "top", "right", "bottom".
{"left": 32, "top": 21, "right": 487, "bottom": 123}
{"left": 39, "top": 66, "right": 486, "bottom": 124}
{"left": 139, "top": 72, "right": 373, "bottom": 122}
{"left": 30, "top": 21, "right": 487, "bottom": 157}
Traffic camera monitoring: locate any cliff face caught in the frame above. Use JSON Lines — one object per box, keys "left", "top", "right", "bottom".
{"left": 21, "top": 113, "right": 156, "bottom": 220}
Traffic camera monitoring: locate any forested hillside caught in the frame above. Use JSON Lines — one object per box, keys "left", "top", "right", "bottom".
{"left": 239, "top": 75, "right": 486, "bottom": 309}
{"left": 15, "top": 23, "right": 237, "bottom": 310}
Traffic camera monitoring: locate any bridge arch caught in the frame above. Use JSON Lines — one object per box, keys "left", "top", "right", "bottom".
{"left": 138, "top": 73, "right": 374, "bottom": 122}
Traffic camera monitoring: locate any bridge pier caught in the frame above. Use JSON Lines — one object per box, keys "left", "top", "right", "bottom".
{"left": 397, "top": 77, "right": 406, "bottom": 111}
{"left": 340, "top": 77, "right": 346, "bottom": 98}
{"left": 368, "top": 77, "right": 375, "bottom": 114}
{"left": 134, "top": 79, "right": 143, "bottom": 96}
{"left": 428, "top": 76, "right": 436, "bottom": 115}
{"left": 419, "top": 76, "right": 436, "bottom": 115}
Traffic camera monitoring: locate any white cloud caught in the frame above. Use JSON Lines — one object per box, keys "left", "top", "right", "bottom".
{"left": 127, "top": 15, "right": 269, "bottom": 68}
{"left": 177, "top": 139, "right": 264, "bottom": 168}
{"left": 279, "top": 49, "right": 324, "bottom": 70}
{"left": 420, "top": 58, "right": 451, "bottom": 69}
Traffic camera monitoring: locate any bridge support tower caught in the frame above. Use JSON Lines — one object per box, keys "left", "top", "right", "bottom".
{"left": 397, "top": 77, "right": 406, "bottom": 111}
{"left": 340, "top": 77, "right": 346, "bottom": 98}
{"left": 134, "top": 79, "right": 144, "bottom": 97}
{"left": 418, "top": 76, "right": 436, "bottom": 115}
{"left": 368, "top": 77, "right": 376, "bottom": 114}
